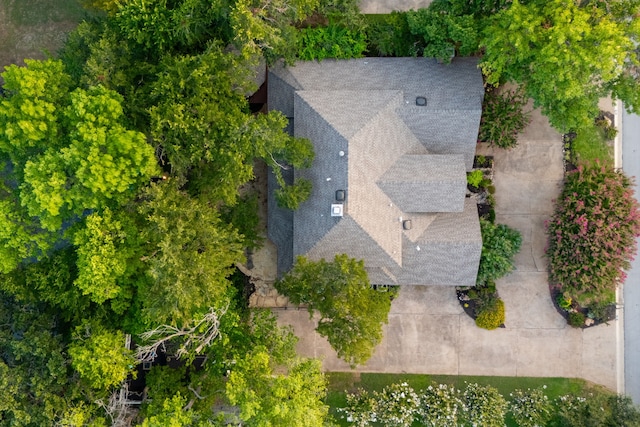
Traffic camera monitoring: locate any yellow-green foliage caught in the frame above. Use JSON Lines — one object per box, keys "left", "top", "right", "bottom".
{"left": 475, "top": 299, "right": 505, "bottom": 330}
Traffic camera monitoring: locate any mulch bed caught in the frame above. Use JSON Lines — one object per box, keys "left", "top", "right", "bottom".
{"left": 548, "top": 284, "right": 616, "bottom": 328}
{"left": 456, "top": 288, "right": 506, "bottom": 328}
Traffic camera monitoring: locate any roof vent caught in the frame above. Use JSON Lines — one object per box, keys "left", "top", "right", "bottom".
{"left": 415, "top": 96, "right": 427, "bottom": 106}
{"left": 403, "top": 219, "right": 412, "bottom": 230}
{"left": 335, "top": 190, "right": 346, "bottom": 202}
{"left": 331, "top": 204, "right": 344, "bottom": 217}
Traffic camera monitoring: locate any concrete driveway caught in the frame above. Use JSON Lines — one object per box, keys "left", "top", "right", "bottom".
{"left": 275, "top": 106, "right": 619, "bottom": 390}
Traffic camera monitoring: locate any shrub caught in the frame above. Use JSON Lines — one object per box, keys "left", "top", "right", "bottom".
{"left": 479, "top": 86, "right": 531, "bottom": 149}
{"left": 546, "top": 165, "right": 640, "bottom": 307}
{"left": 509, "top": 387, "right": 552, "bottom": 427}
{"left": 375, "top": 382, "right": 421, "bottom": 427}
{"left": 476, "top": 219, "right": 523, "bottom": 285}
{"left": 568, "top": 311, "right": 586, "bottom": 328}
{"left": 475, "top": 297, "right": 504, "bottom": 330}
{"left": 297, "top": 24, "right": 367, "bottom": 61}
{"left": 462, "top": 383, "right": 507, "bottom": 427}
{"left": 418, "top": 383, "right": 463, "bottom": 427}
{"left": 467, "top": 170, "right": 484, "bottom": 187}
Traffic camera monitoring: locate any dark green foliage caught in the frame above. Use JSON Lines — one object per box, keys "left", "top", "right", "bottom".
{"left": 479, "top": 86, "right": 531, "bottom": 149}
{"left": 549, "top": 392, "right": 640, "bottom": 427}
{"left": 568, "top": 311, "right": 586, "bottom": 328}
{"left": 275, "top": 255, "right": 392, "bottom": 366}
{"left": 429, "top": 0, "right": 514, "bottom": 18}
{"left": 405, "top": 9, "right": 479, "bottom": 63}
{"left": 297, "top": 24, "right": 367, "bottom": 61}
{"left": 220, "top": 192, "right": 264, "bottom": 250}
{"left": 275, "top": 178, "right": 313, "bottom": 210}
{"left": 365, "top": 12, "right": 419, "bottom": 57}
{"left": 547, "top": 165, "right": 640, "bottom": 307}
{"left": 477, "top": 219, "right": 523, "bottom": 285}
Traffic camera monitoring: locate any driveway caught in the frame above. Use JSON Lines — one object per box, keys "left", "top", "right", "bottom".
{"left": 275, "top": 105, "right": 619, "bottom": 390}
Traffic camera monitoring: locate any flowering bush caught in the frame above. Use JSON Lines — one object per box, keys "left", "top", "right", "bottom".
{"left": 509, "top": 387, "right": 552, "bottom": 427}
{"left": 375, "top": 382, "right": 421, "bottom": 427}
{"left": 340, "top": 382, "right": 419, "bottom": 427}
{"left": 418, "top": 383, "right": 463, "bottom": 427}
{"left": 462, "top": 383, "right": 507, "bottom": 427}
{"left": 547, "top": 165, "right": 640, "bottom": 307}
{"left": 339, "top": 390, "right": 378, "bottom": 427}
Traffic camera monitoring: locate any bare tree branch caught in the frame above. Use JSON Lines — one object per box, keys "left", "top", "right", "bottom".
{"left": 135, "top": 306, "right": 225, "bottom": 363}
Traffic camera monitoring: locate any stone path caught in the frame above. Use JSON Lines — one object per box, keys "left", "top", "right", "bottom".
{"left": 273, "top": 105, "right": 620, "bottom": 390}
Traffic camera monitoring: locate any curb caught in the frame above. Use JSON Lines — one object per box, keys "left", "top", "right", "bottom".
{"left": 614, "top": 100, "right": 625, "bottom": 395}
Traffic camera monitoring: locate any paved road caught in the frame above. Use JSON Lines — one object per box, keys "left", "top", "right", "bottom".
{"left": 623, "top": 110, "right": 640, "bottom": 404}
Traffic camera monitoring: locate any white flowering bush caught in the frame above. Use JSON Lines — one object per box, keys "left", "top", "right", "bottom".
{"left": 461, "top": 382, "right": 507, "bottom": 427}
{"left": 509, "top": 387, "right": 551, "bottom": 427}
{"left": 418, "top": 383, "right": 464, "bottom": 427}
{"left": 375, "top": 382, "right": 421, "bottom": 427}
{"left": 339, "top": 390, "right": 378, "bottom": 427}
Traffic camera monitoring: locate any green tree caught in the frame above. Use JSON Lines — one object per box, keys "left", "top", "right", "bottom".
{"left": 0, "top": 294, "right": 94, "bottom": 425}
{"left": 275, "top": 254, "right": 392, "bottom": 366}
{"left": 72, "top": 207, "right": 139, "bottom": 305}
{"left": 69, "top": 321, "right": 136, "bottom": 391}
{"left": 406, "top": 9, "right": 478, "bottom": 62}
{"left": 226, "top": 349, "right": 330, "bottom": 426}
{"left": 136, "top": 182, "right": 245, "bottom": 326}
{"left": 480, "top": 0, "right": 638, "bottom": 131}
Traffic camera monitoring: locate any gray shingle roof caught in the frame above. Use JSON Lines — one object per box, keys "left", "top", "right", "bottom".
{"left": 377, "top": 154, "right": 466, "bottom": 213}
{"left": 267, "top": 58, "right": 483, "bottom": 285}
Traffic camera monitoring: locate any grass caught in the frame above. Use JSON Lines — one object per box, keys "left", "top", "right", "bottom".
{"left": 326, "top": 372, "right": 600, "bottom": 426}
{"left": 4, "top": 0, "right": 86, "bottom": 25}
{"left": 0, "top": 0, "right": 88, "bottom": 69}
{"left": 571, "top": 124, "right": 614, "bottom": 168}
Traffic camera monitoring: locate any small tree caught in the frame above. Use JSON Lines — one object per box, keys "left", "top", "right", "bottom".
{"left": 375, "top": 383, "right": 421, "bottom": 427}
{"left": 547, "top": 165, "right": 640, "bottom": 307}
{"left": 275, "top": 254, "right": 392, "bottom": 366}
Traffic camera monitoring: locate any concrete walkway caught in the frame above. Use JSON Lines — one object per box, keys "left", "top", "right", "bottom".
{"left": 275, "top": 105, "right": 619, "bottom": 390}
{"left": 359, "top": 0, "right": 432, "bottom": 13}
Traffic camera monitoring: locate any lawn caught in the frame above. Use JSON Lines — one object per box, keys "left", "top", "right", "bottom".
{"left": 571, "top": 124, "right": 614, "bottom": 168}
{"left": 0, "top": 0, "right": 87, "bottom": 68}
{"left": 326, "top": 372, "right": 600, "bottom": 426}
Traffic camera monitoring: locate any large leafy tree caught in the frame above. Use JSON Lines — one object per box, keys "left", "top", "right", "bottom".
{"left": 226, "top": 350, "right": 329, "bottom": 426}
{"left": 275, "top": 254, "right": 392, "bottom": 366}
{"left": 136, "top": 182, "right": 245, "bottom": 327}
{"left": 480, "top": 0, "right": 640, "bottom": 131}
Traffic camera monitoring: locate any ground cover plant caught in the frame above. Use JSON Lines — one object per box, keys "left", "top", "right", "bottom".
{"left": 547, "top": 164, "right": 640, "bottom": 314}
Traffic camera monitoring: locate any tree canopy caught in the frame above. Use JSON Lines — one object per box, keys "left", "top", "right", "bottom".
{"left": 275, "top": 254, "right": 393, "bottom": 366}
{"left": 480, "top": 0, "right": 640, "bottom": 131}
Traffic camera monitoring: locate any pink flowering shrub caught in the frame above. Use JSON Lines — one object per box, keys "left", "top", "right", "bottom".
{"left": 547, "top": 165, "right": 640, "bottom": 306}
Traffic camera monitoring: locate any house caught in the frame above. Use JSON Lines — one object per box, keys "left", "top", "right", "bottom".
{"left": 267, "top": 57, "right": 484, "bottom": 287}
